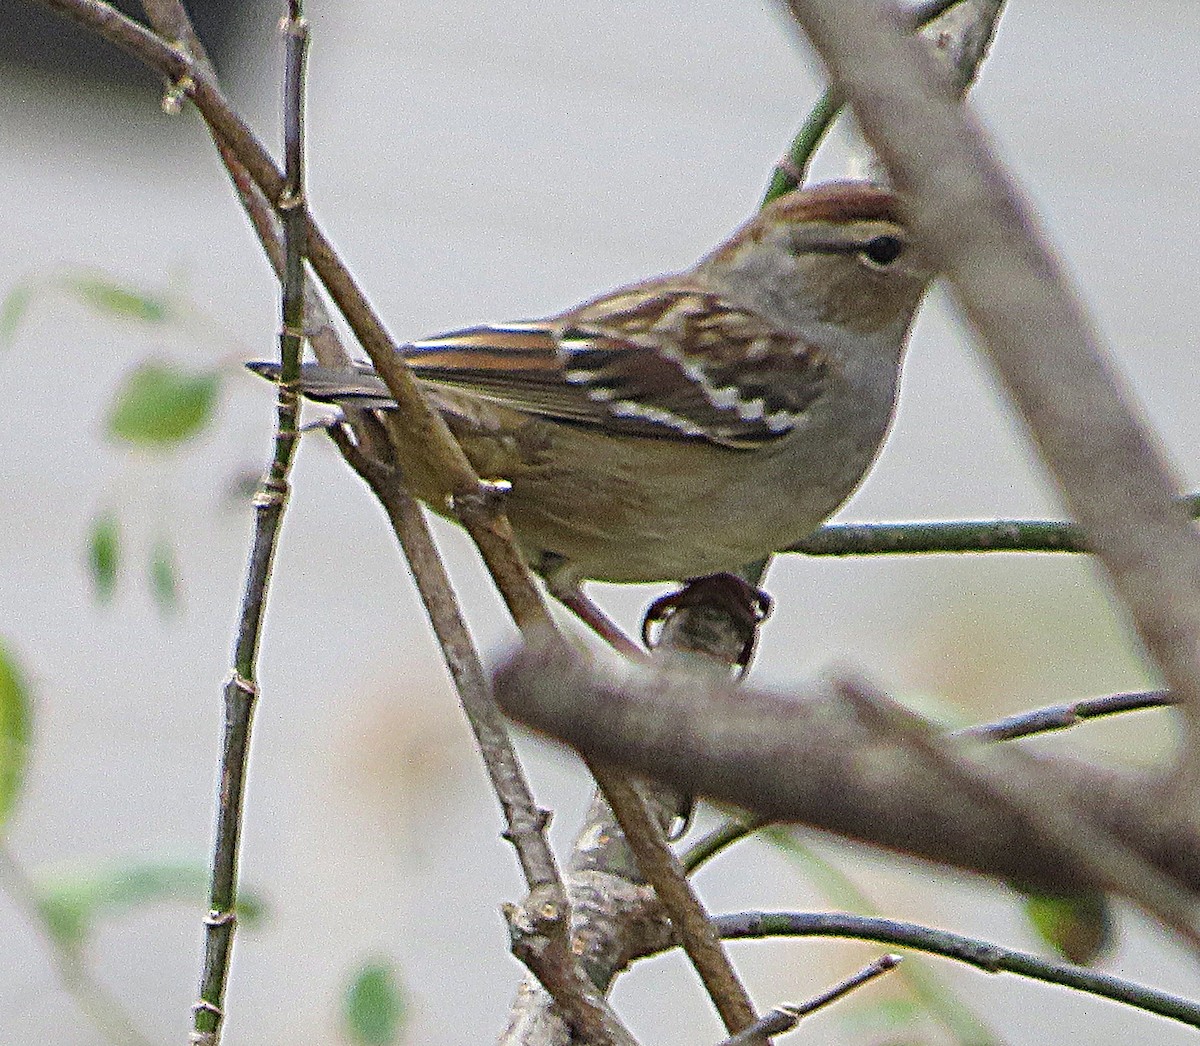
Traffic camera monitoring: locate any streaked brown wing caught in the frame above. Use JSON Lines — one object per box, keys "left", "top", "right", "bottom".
{"left": 563, "top": 286, "right": 830, "bottom": 447}
{"left": 402, "top": 287, "right": 829, "bottom": 448}
{"left": 401, "top": 324, "right": 612, "bottom": 428}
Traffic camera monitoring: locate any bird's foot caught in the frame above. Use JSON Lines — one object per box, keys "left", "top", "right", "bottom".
{"left": 641, "top": 572, "right": 773, "bottom": 672}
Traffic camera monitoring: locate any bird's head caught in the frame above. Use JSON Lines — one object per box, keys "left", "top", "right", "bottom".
{"left": 698, "top": 181, "right": 933, "bottom": 336}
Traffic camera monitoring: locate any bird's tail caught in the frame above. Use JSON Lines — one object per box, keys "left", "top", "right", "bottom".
{"left": 245, "top": 360, "right": 397, "bottom": 409}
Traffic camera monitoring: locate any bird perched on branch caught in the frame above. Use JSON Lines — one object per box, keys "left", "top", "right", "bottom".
{"left": 251, "top": 181, "right": 931, "bottom": 598}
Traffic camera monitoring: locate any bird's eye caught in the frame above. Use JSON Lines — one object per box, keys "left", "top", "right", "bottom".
{"left": 859, "top": 235, "right": 904, "bottom": 268}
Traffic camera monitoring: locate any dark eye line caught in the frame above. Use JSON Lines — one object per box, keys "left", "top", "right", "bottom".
{"left": 803, "top": 236, "right": 905, "bottom": 261}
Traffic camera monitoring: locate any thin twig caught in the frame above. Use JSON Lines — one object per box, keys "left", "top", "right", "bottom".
{"left": 37, "top": 0, "right": 551, "bottom": 634}
{"left": 136, "top": 0, "right": 604, "bottom": 1031}
{"left": 140, "top": 0, "right": 349, "bottom": 369}
{"left": 502, "top": 888, "right": 641, "bottom": 1046}
{"left": 789, "top": 518, "right": 1090, "bottom": 555}
{"left": 548, "top": 584, "right": 645, "bottom": 661}
{"left": 498, "top": 620, "right": 765, "bottom": 1045}
{"left": 716, "top": 955, "right": 901, "bottom": 1046}
{"left": 190, "top": 9, "right": 309, "bottom": 1045}
{"left": 961, "top": 689, "right": 1174, "bottom": 742}
{"left": 762, "top": 0, "right": 973, "bottom": 203}
{"left": 113, "top": 2, "right": 632, "bottom": 1036}
{"left": 328, "top": 425, "right": 561, "bottom": 888}
{"left": 328, "top": 423, "right": 639, "bottom": 1046}
{"left": 756, "top": 827, "right": 999, "bottom": 1045}
{"left": 790, "top": 496, "right": 1200, "bottom": 556}
{"left": 683, "top": 818, "right": 766, "bottom": 875}
{"left": 707, "top": 911, "right": 1200, "bottom": 1029}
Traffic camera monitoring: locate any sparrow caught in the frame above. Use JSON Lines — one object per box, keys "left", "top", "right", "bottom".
{"left": 251, "top": 181, "right": 932, "bottom": 591}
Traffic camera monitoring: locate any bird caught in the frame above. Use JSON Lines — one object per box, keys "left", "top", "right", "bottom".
{"left": 251, "top": 181, "right": 932, "bottom": 598}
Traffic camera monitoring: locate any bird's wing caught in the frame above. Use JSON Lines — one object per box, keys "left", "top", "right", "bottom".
{"left": 404, "top": 283, "right": 831, "bottom": 448}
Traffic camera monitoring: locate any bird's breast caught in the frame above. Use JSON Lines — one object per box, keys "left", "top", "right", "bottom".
{"left": 485, "top": 386, "right": 894, "bottom": 583}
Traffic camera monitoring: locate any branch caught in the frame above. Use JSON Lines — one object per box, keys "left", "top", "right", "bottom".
{"left": 94, "top": 0, "right": 585, "bottom": 1036}
{"left": 715, "top": 955, "right": 900, "bottom": 1046}
{"left": 499, "top": 592, "right": 770, "bottom": 1045}
{"left": 50, "top": 2, "right": 681, "bottom": 1037}
{"left": 492, "top": 637, "right": 1200, "bottom": 904}
{"left": 191, "top": 8, "right": 308, "bottom": 1043}
{"left": 327, "top": 426, "right": 559, "bottom": 888}
{"left": 835, "top": 675, "right": 1200, "bottom": 947}
{"left": 329, "top": 422, "right": 639, "bottom": 1046}
{"left": 681, "top": 686, "right": 1177, "bottom": 873}
{"left": 139, "top": 0, "right": 351, "bottom": 371}
{"left": 37, "top": 0, "right": 551, "bottom": 634}
{"left": 657, "top": 912, "right": 1200, "bottom": 1031}
{"left": 789, "top": 518, "right": 1089, "bottom": 555}
{"left": 788, "top": 495, "right": 1200, "bottom": 557}
{"left": 961, "top": 689, "right": 1173, "bottom": 742}
{"left": 584, "top": 762, "right": 758, "bottom": 1034}
{"left": 777, "top": 0, "right": 1200, "bottom": 797}
{"left": 763, "top": 0, "right": 1000, "bottom": 202}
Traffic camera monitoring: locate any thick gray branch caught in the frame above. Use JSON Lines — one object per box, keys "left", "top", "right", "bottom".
{"left": 780, "top": 0, "right": 1200, "bottom": 798}
{"left": 492, "top": 637, "right": 1200, "bottom": 901}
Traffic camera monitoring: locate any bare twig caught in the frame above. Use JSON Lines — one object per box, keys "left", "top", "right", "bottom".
{"left": 189, "top": 8, "right": 308, "bottom": 1044}
{"left": 585, "top": 763, "right": 758, "bottom": 1034}
{"left": 778, "top": 0, "right": 1200, "bottom": 797}
{"left": 44, "top": 4, "right": 647, "bottom": 1038}
{"left": 36, "top": 0, "right": 551, "bottom": 635}
{"left": 763, "top": 0, "right": 996, "bottom": 202}
{"left": 961, "top": 689, "right": 1174, "bottom": 742}
{"left": 789, "top": 496, "right": 1200, "bottom": 556}
{"left": 502, "top": 890, "right": 642, "bottom": 1046}
{"left": 547, "top": 584, "right": 646, "bottom": 661}
{"left": 140, "top": 0, "right": 349, "bottom": 369}
{"left": 716, "top": 955, "right": 900, "bottom": 1046}
{"left": 789, "top": 517, "right": 1090, "bottom": 555}
{"left": 328, "top": 424, "right": 642, "bottom": 1046}
{"left": 688, "top": 912, "right": 1200, "bottom": 1030}
{"left": 328, "top": 425, "right": 560, "bottom": 888}
{"left": 498, "top": 588, "right": 771, "bottom": 1045}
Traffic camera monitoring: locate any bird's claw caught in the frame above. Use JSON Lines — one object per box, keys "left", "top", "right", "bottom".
{"left": 641, "top": 572, "right": 773, "bottom": 672}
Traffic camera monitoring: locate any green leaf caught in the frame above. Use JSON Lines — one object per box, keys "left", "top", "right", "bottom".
{"left": 1024, "top": 893, "right": 1113, "bottom": 966}
{"left": 0, "top": 640, "right": 32, "bottom": 831}
{"left": 0, "top": 283, "right": 33, "bottom": 348}
{"left": 149, "top": 537, "right": 179, "bottom": 614}
{"left": 65, "top": 276, "right": 172, "bottom": 324}
{"left": 344, "top": 961, "right": 407, "bottom": 1046}
{"left": 107, "top": 362, "right": 220, "bottom": 448}
{"left": 33, "top": 858, "right": 267, "bottom": 948}
{"left": 88, "top": 514, "right": 120, "bottom": 603}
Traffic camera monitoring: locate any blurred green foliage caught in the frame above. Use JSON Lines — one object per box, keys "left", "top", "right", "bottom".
{"left": 344, "top": 960, "right": 408, "bottom": 1046}
{"left": 0, "top": 639, "right": 31, "bottom": 832}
